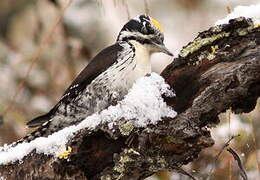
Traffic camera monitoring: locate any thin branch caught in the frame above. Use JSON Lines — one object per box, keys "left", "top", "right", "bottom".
{"left": 227, "top": 147, "right": 248, "bottom": 180}
{"left": 1, "top": 0, "right": 74, "bottom": 118}
{"left": 123, "top": 0, "right": 131, "bottom": 20}
{"left": 248, "top": 116, "right": 260, "bottom": 177}
{"left": 207, "top": 135, "right": 240, "bottom": 180}
{"left": 143, "top": 0, "right": 150, "bottom": 15}
{"left": 227, "top": 109, "right": 232, "bottom": 180}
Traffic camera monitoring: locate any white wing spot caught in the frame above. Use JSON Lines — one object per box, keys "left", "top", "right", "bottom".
{"left": 61, "top": 93, "right": 70, "bottom": 99}
{"left": 70, "top": 84, "right": 79, "bottom": 89}
{"left": 42, "top": 121, "right": 48, "bottom": 126}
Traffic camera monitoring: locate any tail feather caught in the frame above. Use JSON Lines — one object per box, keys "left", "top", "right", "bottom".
{"left": 4, "top": 115, "right": 52, "bottom": 148}
{"left": 12, "top": 121, "right": 51, "bottom": 147}
{"left": 26, "top": 113, "right": 51, "bottom": 128}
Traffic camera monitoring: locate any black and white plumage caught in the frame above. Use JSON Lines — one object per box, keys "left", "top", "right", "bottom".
{"left": 23, "top": 15, "right": 172, "bottom": 142}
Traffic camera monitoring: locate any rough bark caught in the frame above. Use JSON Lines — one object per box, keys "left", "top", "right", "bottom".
{"left": 0, "top": 17, "right": 260, "bottom": 180}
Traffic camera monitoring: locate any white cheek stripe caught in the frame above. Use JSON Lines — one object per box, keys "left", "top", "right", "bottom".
{"left": 118, "top": 31, "right": 155, "bottom": 41}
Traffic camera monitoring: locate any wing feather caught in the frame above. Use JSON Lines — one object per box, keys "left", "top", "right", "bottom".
{"left": 27, "top": 43, "right": 124, "bottom": 128}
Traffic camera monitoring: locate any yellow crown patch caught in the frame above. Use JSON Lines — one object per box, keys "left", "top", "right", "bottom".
{"left": 150, "top": 17, "right": 163, "bottom": 32}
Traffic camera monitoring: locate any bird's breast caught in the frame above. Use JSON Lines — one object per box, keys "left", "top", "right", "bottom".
{"left": 44, "top": 42, "right": 152, "bottom": 133}
{"left": 123, "top": 40, "right": 152, "bottom": 88}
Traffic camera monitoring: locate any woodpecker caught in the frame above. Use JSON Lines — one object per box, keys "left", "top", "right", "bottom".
{"left": 23, "top": 15, "right": 173, "bottom": 142}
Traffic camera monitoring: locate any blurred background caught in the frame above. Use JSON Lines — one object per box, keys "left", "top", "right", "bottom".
{"left": 0, "top": 0, "right": 259, "bottom": 179}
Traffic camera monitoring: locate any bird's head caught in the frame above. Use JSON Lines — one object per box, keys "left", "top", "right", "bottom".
{"left": 117, "top": 15, "right": 173, "bottom": 56}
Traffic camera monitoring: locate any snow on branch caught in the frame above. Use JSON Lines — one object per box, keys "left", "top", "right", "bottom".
{"left": 0, "top": 5, "right": 260, "bottom": 180}
{"left": 0, "top": 73, "right": 176, "bottom": 165}
{"left": 216, "top": 3, "right": 260, "bottom": 25}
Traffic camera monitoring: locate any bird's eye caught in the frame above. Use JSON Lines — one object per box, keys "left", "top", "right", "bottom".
{"left": 146, "top": 24, "right": 155, "bottom": 34}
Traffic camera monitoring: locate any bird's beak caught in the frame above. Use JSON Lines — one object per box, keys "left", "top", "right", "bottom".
{"left": 154, "top": 43, "right": 173, "bottom": 56}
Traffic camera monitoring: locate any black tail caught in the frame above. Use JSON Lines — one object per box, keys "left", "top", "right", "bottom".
{"left": 3, "top": 114, "right": 52, "bottom": 148}
{"left": 26, "top": 113, "right": 51, "bottom": 128}
{"left": 11, "top": 121, "right": 51, "bottom": 147}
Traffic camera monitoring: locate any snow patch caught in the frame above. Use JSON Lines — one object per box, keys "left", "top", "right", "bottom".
{"left": 0, "top": 73, "right": 176, "bottom": 165}
{"left": 216, "top": 3, "right": 260, "bottom": 25}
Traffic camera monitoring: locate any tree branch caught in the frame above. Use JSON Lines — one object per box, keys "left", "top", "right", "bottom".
{"left": 1, "top": 17, "right": 260, "bottom": 180}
